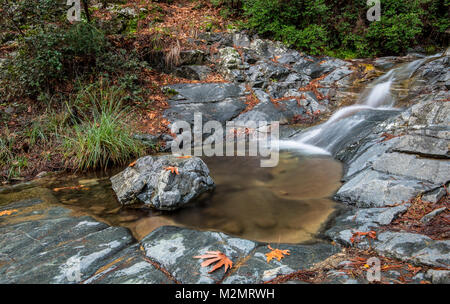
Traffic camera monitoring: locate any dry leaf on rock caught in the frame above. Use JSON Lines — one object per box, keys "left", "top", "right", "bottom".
{"left": 193, "top": 251, "right": 233, "bottom": 273}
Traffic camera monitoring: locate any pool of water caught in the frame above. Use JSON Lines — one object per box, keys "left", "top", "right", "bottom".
{"left": 0, "top": 152, "right": 343, "bottom": 244}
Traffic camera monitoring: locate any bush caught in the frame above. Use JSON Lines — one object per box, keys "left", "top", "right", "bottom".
{"left": 63, "top": 82, "right": 146, "bottom": 171}
{"left": 1, "top": 22, "right": 108, "bottom": 98}
{"left": 241, "top": 0, "right": 449, "bottom": 57}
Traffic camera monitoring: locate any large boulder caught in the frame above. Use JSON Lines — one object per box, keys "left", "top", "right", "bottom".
{"left": 110, "top": 155, "right": 215, "bottom": 210}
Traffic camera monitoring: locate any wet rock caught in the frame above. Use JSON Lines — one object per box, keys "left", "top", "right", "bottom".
{"left": 84, "top": 245, "right": 173, "bottom": 284}
{"left": 333, "top": 96, "right": 449, "bottom": 208}
{"left": 373, "top": 57, "right": 398, "bottom": 71}
{"left": 141, "top": 226, "right": 256, "bottom": 283}
{"left": 0, "top": 199, "right": 136, "bottom": 283}
{"left": 110, "top": 155, "right": 215, "bottom": 210}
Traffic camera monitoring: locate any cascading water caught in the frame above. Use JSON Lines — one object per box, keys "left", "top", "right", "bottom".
{"left": 277, "top": 53, "right": 444, "bottom": 156}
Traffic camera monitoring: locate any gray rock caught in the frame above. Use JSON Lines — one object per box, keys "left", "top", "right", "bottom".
{"left": 420, "top": 207, "right": 447, "bottom": 224}
{"left": 85, "top": 245, "right": 173, "bottom": 284}
{"left": 425, "top": 269, "right": 450, "bottom": 284}
{"left": 224, "top": 243, "right": 340, "bottom": 284}
{"left": 110, "top": 155, "right": 215, "bottom": 210}
{"left": 141, "top": 226, "right": 256, "bottom": 283}
{"left": 392, "top": 135, "right": 449, "bottom": 158}
{"left": 372, "top": 152, "right": 449, "bottom": 185}
{"left": 233, "top": 33, "right": 251, "bottom": 48}
{"left": 179, "top": 50, "right": 207, "bottom": 66}
{"left": 422, "top": 187, "right": 447, "bottom": 203}
{"left": 163, "top": 83, "right": 247, "bottom": 126}
{"left": 373, "top": 232, "right": 450, "bottom": 268}
{"left": 175, "top": 65, "right": 212, "bottom": 80}
{"left": 165, "top": 83, "right": 246, "bottom": 103}
{"left": 0, "top": 199, "right": 137, "bottom": 283}
{"left": 335, "top": 169, "right": 430, "bottom": 207}
{"left": 325, "top": 204, "right": 409, "bottom": 245}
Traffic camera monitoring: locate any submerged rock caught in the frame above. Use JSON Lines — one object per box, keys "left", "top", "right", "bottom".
{"left": 110, "top": 155, "right": 215, "bottom": 210}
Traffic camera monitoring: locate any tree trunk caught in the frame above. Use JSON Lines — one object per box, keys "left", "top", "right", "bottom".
{"left": 81, "top": 0, "right": 90, "bottom": 22}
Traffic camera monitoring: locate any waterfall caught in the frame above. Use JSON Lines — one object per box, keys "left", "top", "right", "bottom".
{"left": 276, "top": 53, "right": 443, "bottom": 156}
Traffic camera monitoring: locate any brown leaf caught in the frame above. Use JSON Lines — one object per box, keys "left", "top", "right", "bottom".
{"left": 265, "top": 245, "right": 290, "bottom": 263}
{"left": 193, "top": 251, "right": 233, "bottom": 273}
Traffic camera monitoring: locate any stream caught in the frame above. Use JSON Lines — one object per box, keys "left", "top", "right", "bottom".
{"left": 0, "top": 53, "right": 444, "bottom": 245}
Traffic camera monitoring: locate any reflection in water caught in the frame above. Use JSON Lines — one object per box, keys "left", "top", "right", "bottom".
{"left": 2, "top": 152, "right": 342, "bottom": 244}
{"left": 171, "top": 154, "right": 342, "bottom": 243}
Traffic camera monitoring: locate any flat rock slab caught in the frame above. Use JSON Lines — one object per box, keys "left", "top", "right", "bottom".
{"left": 224, "top": 243, "right": 340, "bottom": 284}
{"left": 164, "top": 83, "right": 247, "bottom": 125}
{"left": 335, "top": 169, "right": 431, "bottom": 208}
{"left": 0, "top": 199, "right": 139, "bottom": 283}
{"left": 166, "top": 83, "right": 246, "bottom": 103}
{"left": 392, "top": 134, "right": 449, "bottom": 158}
{"left": 84, "top": 245, "right": 173, "bottom": 284}
{"left": 141, "top": 226, "right": 257, "bottom": 284}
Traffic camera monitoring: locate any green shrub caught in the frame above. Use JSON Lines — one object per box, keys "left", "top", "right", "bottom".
{"left": 63, "top": 83, "right": 145, "bottom": 171}
{"left": 241, "top": 0, "right": 449, "bottom": 57}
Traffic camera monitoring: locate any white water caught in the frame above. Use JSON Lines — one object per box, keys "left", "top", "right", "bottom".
{"left": 276, "top": 53, "right": 442, "bottom": 155}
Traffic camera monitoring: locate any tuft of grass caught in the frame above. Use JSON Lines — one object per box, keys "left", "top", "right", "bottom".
{"left": 63, "top": 83, "right": 146, "bottom": 171}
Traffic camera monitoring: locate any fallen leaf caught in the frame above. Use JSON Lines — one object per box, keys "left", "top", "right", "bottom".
{"left": 53, "top": 185, "right": 88, "bottom": 192}
{"left": 350, "top": 230, "right": 377, "bottom": 244}
{"left": 176, "top": 156, "right": 192, "bottom": 159}
{"left": 164, "top": 166, "right": 180, "bottom": 175}
{"left": 265, "top": 245, "right": 290, "bottom": 263}
{"left": 128, "top": 160, "right": 137, "bottom": 167}
{"left": 193, "top": 251, "right": 233, "bottom": 273}
{"left": 0, "top": 209, "right": 18, "bottom": 217}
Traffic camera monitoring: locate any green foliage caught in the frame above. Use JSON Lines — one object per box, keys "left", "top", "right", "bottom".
{"left": 1, "top": 22, "right": 108, "bottom": 98}
{"left": 63, "top": 82, "right": 146, "bottom": 171}
{"left": 240, "top": 0, "right": 449, "bottom": 57}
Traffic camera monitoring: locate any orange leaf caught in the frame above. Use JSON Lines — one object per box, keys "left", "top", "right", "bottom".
{"left": 0, "top": 209, "right": 18, "bottom": 217}
{"left": 128, "top": 160, "right": 137, "bottom": 167}
{"left": 350, "top": 230, "right": 377, "bottom": 244}
{"left": 194, "top": 251, "right": 233, "bottom": 273}
{"left": 53, "top": 185, "right": 88, "bottom": 192}
{"left": 164, "top": 166, "right": 180, "bottom": 175}
{"left": 265, "top": 245, "right": 290, "bottom": 263}
{"left": 176, "top": 156, "right": 192, "bottom": 159}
